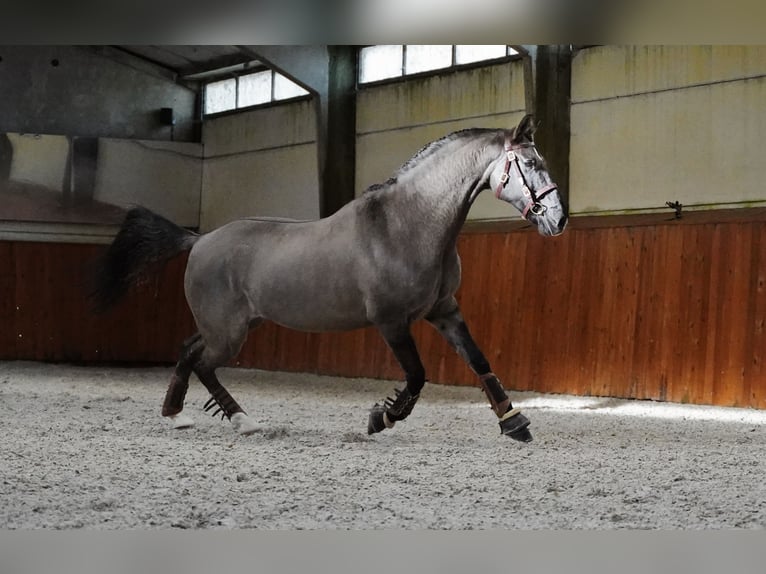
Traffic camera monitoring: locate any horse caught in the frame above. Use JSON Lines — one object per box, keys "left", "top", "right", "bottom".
{"left": 90, "top": 114, "right": 567, "bottom": 442}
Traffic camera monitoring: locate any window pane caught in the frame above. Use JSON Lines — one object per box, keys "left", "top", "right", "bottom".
{"left": 455, "top": 45, "right": 508, "bottom": 65}
{"left": 274, "top": 73, "right": 309, "bottom": 100}
{"left": 238, "top": 71, "right": 272, "bottom": 107}
{"left": 205, "top": 78, "right": 236, "bottom": 114}
{"left": 405, "top": 45, "right": 452, "bottom": 74}
{"left": 359, "top": 45, "right": 403, "bottom": 83}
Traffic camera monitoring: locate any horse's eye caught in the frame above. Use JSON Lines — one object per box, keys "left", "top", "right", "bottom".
{"left": 524, "top": 160, "right": 536, "bottom": 168}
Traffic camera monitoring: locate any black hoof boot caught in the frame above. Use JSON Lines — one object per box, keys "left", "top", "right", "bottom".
{"left": 367, "top": 388, "right": 420, "bottom": 435}
{"left": 499, "top": 410, "right": 533, "bottom": 442}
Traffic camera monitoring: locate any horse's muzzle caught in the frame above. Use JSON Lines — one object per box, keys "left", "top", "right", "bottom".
{"left": 536, "top": 211, "right": 568, "bottom": 237}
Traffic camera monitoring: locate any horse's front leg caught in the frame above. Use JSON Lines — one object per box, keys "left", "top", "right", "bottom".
{"left": 368, "top": 323, "right": 426, "bottom": 435}
{"left": 426, "top": 301, "right": 532, "bottom": 442}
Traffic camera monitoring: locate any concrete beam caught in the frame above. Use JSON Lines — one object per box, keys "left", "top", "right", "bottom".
{"left": 238, "top": 46, "right": 357, "bottom": 217}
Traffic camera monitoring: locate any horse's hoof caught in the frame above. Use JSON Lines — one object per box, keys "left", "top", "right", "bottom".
{"left": 169, "top": 413, "right": 195, "bottom": 429}
{"left": 499, "top": 411, "right": 533, "bottom": 442}
{"left": 231, "top": 412, "right": 258, "bottom": 436}
{"left": 367, "top": 403, "right": 394, "bottom": 435}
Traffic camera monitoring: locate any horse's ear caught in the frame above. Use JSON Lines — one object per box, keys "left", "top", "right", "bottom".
{"left": 512, "top": 114, "right": 538, "bottom": 143}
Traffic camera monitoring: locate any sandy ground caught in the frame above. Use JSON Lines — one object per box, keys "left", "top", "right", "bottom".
{"left": 1, "top": 360, "right": 765, "bottom": 530}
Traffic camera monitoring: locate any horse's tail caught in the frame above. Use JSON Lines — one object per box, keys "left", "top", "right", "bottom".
{"left": 89, "top": 206, "right": 199, "bottom": 312}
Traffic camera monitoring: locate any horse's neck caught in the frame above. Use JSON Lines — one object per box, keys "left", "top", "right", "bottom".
{"left": 392, "top": 137, "right": 501, "bottom": 250}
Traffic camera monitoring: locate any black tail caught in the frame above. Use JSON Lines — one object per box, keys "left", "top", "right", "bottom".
{"left": 89, "top": 206, "right": 199, "bottom": 312}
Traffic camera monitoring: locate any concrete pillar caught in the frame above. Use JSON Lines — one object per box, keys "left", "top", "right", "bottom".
{"left": 237, "top": 45, "right": 357, "bottom": 217}
{"left": 521, "top": 45, "right": 572, "bottom": 205}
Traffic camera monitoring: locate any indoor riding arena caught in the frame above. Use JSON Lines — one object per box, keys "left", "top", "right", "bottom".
{"left": 2, "top": 45, "right": 766, "bottom": 531}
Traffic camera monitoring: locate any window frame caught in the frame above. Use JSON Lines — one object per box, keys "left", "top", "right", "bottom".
{"left": 357, "top": 45, "right": 524, "bottom": 88}
{"left": 202, "top": 67, "right": 311, "bottom": 118}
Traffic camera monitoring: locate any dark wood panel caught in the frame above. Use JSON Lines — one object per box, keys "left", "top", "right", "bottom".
{"left": 6, "top": 242, "right": 195, "bottom": 365}
{"left": 0, "top": 242, "right": 16, "bottom": 360}
{"left": 2, "top": 209, "right": 765, "bottom": 409}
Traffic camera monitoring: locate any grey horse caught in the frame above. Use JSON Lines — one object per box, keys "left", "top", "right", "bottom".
{"left": 90, "top": 114, "right": 567, "bottom": 442}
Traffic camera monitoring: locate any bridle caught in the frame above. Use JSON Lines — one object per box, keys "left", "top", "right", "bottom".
{"left": 494, "top": 137, "right": 558, "bottom": 220}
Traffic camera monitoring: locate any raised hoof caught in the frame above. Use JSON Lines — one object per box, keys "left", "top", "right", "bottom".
{"left": 499, "top": 412, "right": 533, "bottom": 442}
{"left": 367, "top": 403, "right": 394, "bottom": 435}
{"left": 231, "top": 412, "right": 259, "bottom": 436}
{"left": 168, "top": 413, "right": 195, "bottom": 429}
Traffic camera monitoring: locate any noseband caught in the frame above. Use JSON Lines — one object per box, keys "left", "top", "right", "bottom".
{"left": 494, "top": 138, "right": 558, "bottom": 220}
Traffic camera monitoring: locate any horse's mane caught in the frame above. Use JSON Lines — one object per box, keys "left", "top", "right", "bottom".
{"left": 363, "top": 128, "right": 499, "bottom": 194}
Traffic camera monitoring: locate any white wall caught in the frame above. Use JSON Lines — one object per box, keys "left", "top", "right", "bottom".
{"left": 94, "top": 139, "right": 203, "bottom": 228}
{"left": 200, "top": 100, "right": 318, "bottom": 231}
{"left": 570, "top": 45, "right": 766, "bottom": 215}
{"left": 6, "top": 133, "right": 68, "bottom": 191}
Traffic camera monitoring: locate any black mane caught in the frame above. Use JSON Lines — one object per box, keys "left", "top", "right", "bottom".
{"left": 364, "top": 128, "right": 500, "bottom": 194}
{"left": 396, "top": 128, "right": 498, "bottom": 176}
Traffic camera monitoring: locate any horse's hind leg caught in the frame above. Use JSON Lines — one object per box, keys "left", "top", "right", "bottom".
{"left": 426, "top": 300, "right": 532, "bottom": 442}
{"left": 191, "top": 324, "right": 259, "bottom": 436}
{"left": 161, "top": 333, "right": 204, "bottom": 429}
{"left": 368, "top": 322, "right": 426, "bottom": 435}
{"left": 195, "top": 365, "right": 258, "bottom": 435}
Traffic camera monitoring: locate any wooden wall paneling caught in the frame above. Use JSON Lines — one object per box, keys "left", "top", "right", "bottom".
{"left": 556, "top": 228, "right": 588, "bottom": 396}
{"left": 555, "top": 231, "right": 583, "bottom": 396}
{"left": 13, "top": 242, "right": 45, "bottom": 360}
{"left": 747, "top": 224, "right": 766, "bottom": 409}
{"left": 656, "top": 226, "right": 685, "bottom": 403}
{"left": 523, "top": 233, "right": 549, "bottom": 393}
{"left": 53, "top": 243, "right": 89, "bottom": 362}
{"left": 616, "top": 228, "right": 642, "bottom": 399}
{"left": 741, "top": 223, "right": 763, "bottom": 408}
{"left": 529, "top": 233, "right": 570, "bottom": 395}
{"left": 711, "top": 223, "right": 753, "bottom": 406}
{"left": 592, "top": 227, "right": 623, "bottom": 398}
{"left": 631, "top": 226, "right": 667, "bottom": 401}
{"left": 674, "top": 224, "right": 714, "bottom": 405}
{"left": 518, "top": 233, "right": 548, "bottom": 392}
{"left": 591, "top": 228, "right": 640, "bottom": 400}
{"left": 550, "top": 226, "right": 581, "bottom": 396}
{"left": 702, "top": 224, "right": 724, "bottom": 405}
{"left": 0, "top": 242, "right": 17, "bottom": 360}
{"left": 570, "top": 228, "right": 605, "bottom": 398}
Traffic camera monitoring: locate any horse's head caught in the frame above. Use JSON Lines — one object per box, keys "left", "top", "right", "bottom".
{"left": 489, "top": 115, "right": 568, "bottom": 236}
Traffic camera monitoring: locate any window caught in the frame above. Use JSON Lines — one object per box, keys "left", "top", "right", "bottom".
{"left": 205, "top": 78, "right": 236, "bottom": 115}
{"left": 238, "top": 71, "right": 272, "bottom": 108}
{"left": 358, "top": 45, "right": 520, "bottom": 85}
{"left": 204, "top": 69, "right": 310, "bottom": 115}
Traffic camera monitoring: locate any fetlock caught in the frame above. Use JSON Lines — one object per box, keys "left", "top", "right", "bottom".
{"left": 478, "top": 372, "right": 511, "bottom": 417}
{"left": 384, "top": 387, "right": 420, "bottom": 421}
{"left": 367, "top": 386, "right": 421, "bottom": 435}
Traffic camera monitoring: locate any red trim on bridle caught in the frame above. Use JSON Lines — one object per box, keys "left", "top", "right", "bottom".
{"left": 494, "top": 137, "right": 558, "bottom": 220}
